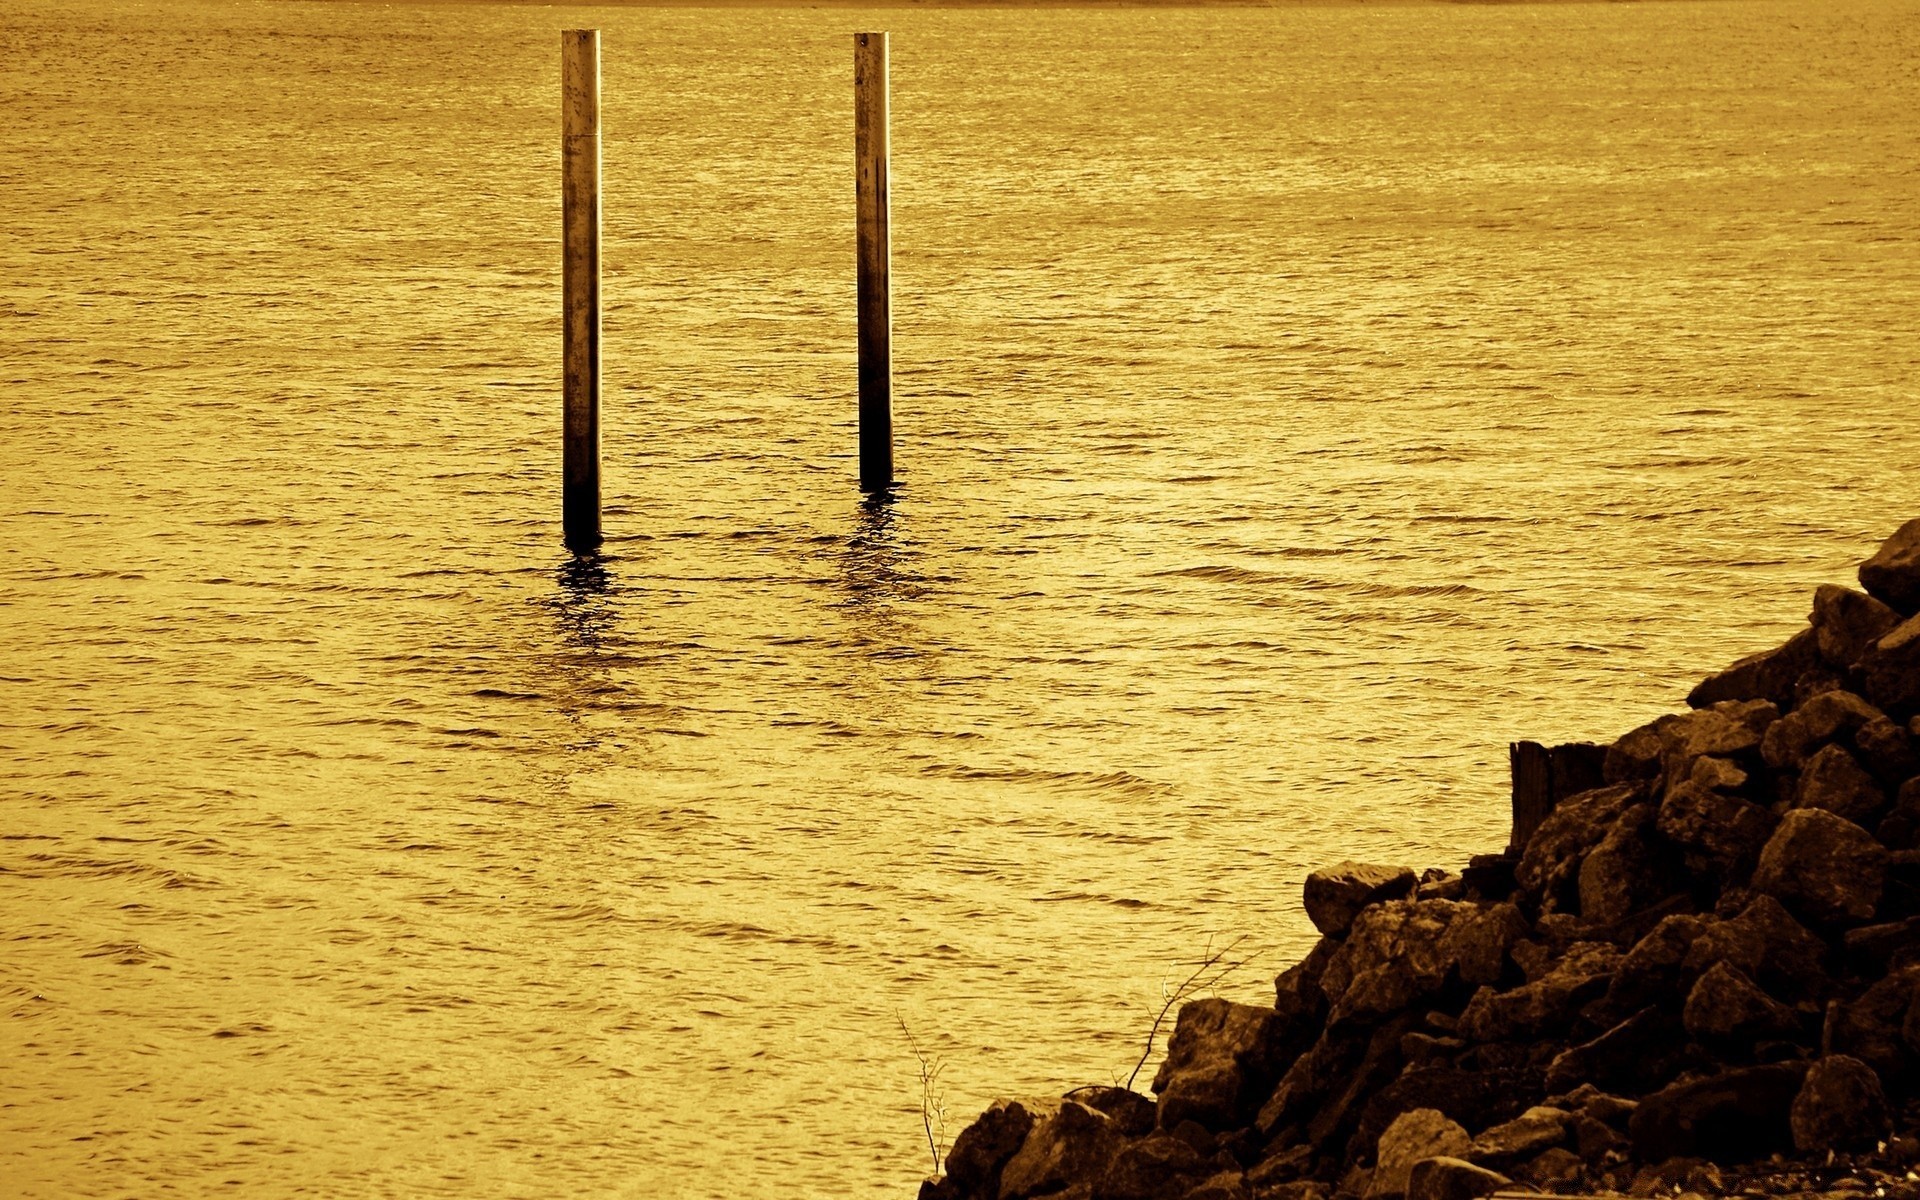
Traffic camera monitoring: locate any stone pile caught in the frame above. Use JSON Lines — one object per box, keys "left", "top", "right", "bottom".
{"left": 919, "top": 518, "right": 1920, "bottom": 1200}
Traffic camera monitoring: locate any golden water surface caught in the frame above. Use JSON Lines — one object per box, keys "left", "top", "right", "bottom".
{"left": 1, "top": 0, "right": 1916, "bottom": 1195}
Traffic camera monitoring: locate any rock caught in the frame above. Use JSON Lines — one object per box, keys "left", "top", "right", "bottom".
{"left": 1073, "top": 1087, "right": 1157, "bottom": 1138}
{"left": 1304, "top": 1013, "right": 1422, "bottom": 1151}
{"left": 945, "top": 1100, "right": 1039, "bottom": 1200}
{"left": 1793, "top": 743, "right": 1887, "bottom": 824}
{"left": 1626, "top": 1062, "right": 1809, "bottom": 1163}
{"left": 1841, "top": 916, "right": 1920, "bottom": 974}
{"left": 1680, "top": 894, "right": 1829, "bottom": 1001}
{"left": 1181, "top": 1170, "right": 1250, "bottom": 1200}
{"left": 1455, "top": 942, "right": 1620, "bottom": 1043}
{"left": 1855, "top": 716, "right": 1917, "bottom": 785}
{"left": 1253, "top": 1184, "right": 1328, "bottom": 1200}
{"left": 1859, "top": 614, "right": 1920, "bottom": 716}
{"left": 1751, "top": 808, "right": 1887, "bottom": 925}
{"left": 1466, "top": 1106, "right": 1568, "bottom": 1168}
{"left": 1762, "top": 690, "right": 1887, "bottom": 771}
{"left": 1689, "top": 628, "right": 1819, "bottom": 709}
{"left": 1259, "top": 1028, "right": 1364, "bottom": 1137}
{"left": 1512, "top": 1146, "right": 1585, "bottom": 1189}
{"left": 1790, "top": 1055, "right": 1889, "bottom": 1153}
{"left": 1602, "top": 914, "right": 1710, "bottom": 1017}
{"left": 1515, "top": 784, "right": 1644, "bottom": 911}
{"left": 1346, "top": 1066, "right": 1538, "bottom": 1166}
{"left": 1403, "top": 1157, "right": 1509, "bottom": 1200}
{"left": 1435, "top": 902, "right": 1527, "bottom": 986}
{"left": 1606, "top": 717, "right": 1681, "bottom": 784}
{"left": 1811, "top": 585, "right": 1904, "bottom": 669}
{"left": 1859, "top": 517, "right": 1920, "bottom": 614}
{"left": 1319, "top": 900, "right": 1468, "bottom": 1027}
{"left": 1366, "top": 1110, "right": 1470, "bottom": 1200}
{"left": 1304, "top": 863, "right": 1419, "bottom": 938}
{"left": 1091, "top": 1132, "right": 1223, "bottom": 1200}
{"left": 1821, "top": 964, "right": 1920, "bottom": 1082}
{"left": 1657, "top": 780, "right": 1776, "bottom": 867}
{"left": 1545, "top": 1006, "right": 1688, "bottom": 1095}
{"left": 1680, "top": 961, "right": 1801, "bottom": 1043}
{"left": 1571, "top": 1112, "right": 1626, "bottom": 1162}
{"left": 999, "top": 1100, "right": 1123, "bottom": 1200}
{"left": 1153, "top": 999, "right": 1291, "bottom": 1132}
{"left": 1578, "top": 804, "right": 1669, "bottom": 925}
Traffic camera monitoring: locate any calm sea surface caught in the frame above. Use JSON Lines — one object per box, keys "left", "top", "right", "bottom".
{"left": 1, "top": 0, "right": 1915, "bottom": 1194}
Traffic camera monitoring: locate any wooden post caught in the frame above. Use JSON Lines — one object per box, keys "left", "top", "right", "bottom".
{"left": 561, "top": 29, "right": 602, "bottom": 552}
{"left": 854, "top": 32, "right": 893, "bottom": 492}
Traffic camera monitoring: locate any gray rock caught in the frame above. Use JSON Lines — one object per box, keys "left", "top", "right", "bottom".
{"left": 999, "top": 1100, "right": 1122, "bottom": 1200}
{"left": 945, "top": 1100, "right": 1040, "bottom": 1200}
{"left": 1091, "top": 1132, "right": 1222, "bottom": 1200}
{"left": 1545, "top": 1006, "right": 1687, "bottom": 1095}
{"left": 1752, "top": 807, "right": 1887, "bottom": 925}
{"left": 1761, "top": 689, "right": 1886, "bottom": 771}
{"left": 1515, "top": 784, "right": 1643, "bottom": 911}
{"left": 1793, "top": 743, "right": 1885, "bottom": 824}
{"left": 1511, "top": 1146, "right": 1584, "bottom": 1189}
{"left": 1859, "top": 516, "right": 1920, "bottom": 614}
{"left": 1182, "top": 1170, "right": 1251, "bottom": 1200}
{"left": 1790, "top": 1055, "right": 1889, "bottom": 1153}
{"left": 1455, "top": 942, "right": 1620, "bottom": 1043}
{"left": 1811, "top": 584, "right": 1904, "bottom": 669}
{"left": 1577, "top": 804, "right": 1666, "bottom": 925}
{"left": 1304, "top": 863, "right": 1418, "bottom": 938}
{"left": 1366, "top": 1110, "right": 1470, "bottom": 1200}
{"left": 1680, "top": 894, "right": 1828, "bottom": 1000}
{"left": 1856, "top": 716, "right": 1917, "bottom": 786}
{"left": 1466, "top": 1106, "right": 1568, "bottom": 1168}
{"left": 1627, "top": 1062, "right": 1808, "bottom": 1163}
{"left": 1603, "top": 913, "right": 1709, "bottom": 1015}
{"left": 1073, "top": 1086, "right": 1157, "bottom": 1138}
{"left": 1403, "top": 1157, "right": 1509, "bottom": 1200}
{"left": 1822, "top": 964, "right": 1920, "bottom": 1081}
{"left": 1319, "top": 900, "right": 1469, "bottom": 1027}
{"left": 1860, "top": 614, "right": 1920, "bottom": 716}
{"left": 1688, "top": 628, "right": 1818, "bottom": 709}
{"left": 1152, "top": 998, "right": 1290, "bottom": 1132}
{"left": 1680, "top": 961, "right": 1800, "bottom": 1042}
{"left": 1657, "top": 780, "right": 1776, "bottom": 866}
{"left": 1434, "top": 902, "right": 1527, "bottom": 987}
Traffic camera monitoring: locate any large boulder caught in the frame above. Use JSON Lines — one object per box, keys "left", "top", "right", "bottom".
{"left": 1688, "top": 628, "right": 1818, "bottom": 710}
{"left": 1811, "top": 584, "right": 1903, "bottom": 669}
{"left": 1576, "top": 804, "right": 1668, "bottom": 925}
{"left": 997, "top": 1100, "right": 1124, "bottom": 1200}
{"left": 1514, "top": 785, "right": 1643, "bottom": 911}
{"left": 1304, "top": 863, "right": 1418, "bottom": 938}
{"left": 943, "top": 1100, "right": 1039, "bottom": 1200}
{"left": 1455, "top": 942, "right": 1620, "bottom": 1043}
{"left": 1152, "top": 998, "right": 1290, "bottom": 1132}
{"left": 1466, "top": 1106, "right": 1568, "bottom": 1169}
{"left": 1792, "top": 743, "right": 1885, "bottom": 824}
{"left": 1366, "top": 1110, "right": 1470, "bottom": 1200}
{"left": 1751, "top": 808, "right": 1887, "bottom": 925}
{"left": 1626, "top": 1062, "right": 1808, "bottom": 1163}
{"left": 1404, "top": 1158, "right": 1509, "bottom": 1200}
{"left": 1680, "top": 961, "right": 1800, "bottom": 1043}
{"left": 1860, "top": 517, "right": 1920, "bottom": 614}
{"left": 1822, "top": 964, "right": 1920, "bottom": 1083}
{"left": 1790, "top": 1055, "right": 1889, "bottom": 1153}
{"left": 1090, "top": 1132, "right": 1230, "bottom": 1200}
{"left": 1860, "top": 614, "right": 1920, "bottom": 716}
{"left": 1761, "top": 689, "right": 1885, "bottom": 770}
{"left": 1319, "top": 900, "right": 1473, "bottom": 1026}
{"left": 1680, "top": 894, "right": 1829, "bottom": 1001}
{"left": 1656, "top": 778, "right": 1775, "bottom": 866}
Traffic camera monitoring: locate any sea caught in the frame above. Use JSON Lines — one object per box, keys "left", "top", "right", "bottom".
{"left": 0, "top": 0, "right": 1915, "bottom": 1194}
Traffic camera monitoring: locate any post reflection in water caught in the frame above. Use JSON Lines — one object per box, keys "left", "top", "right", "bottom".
{"left": 544, "top": 550, "right": 624, "bottom": 753}
{"left": 836, "top": 489, "right": 927, "bottom": 645}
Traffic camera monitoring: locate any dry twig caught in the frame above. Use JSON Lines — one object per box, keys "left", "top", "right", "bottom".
{"left": 1125, "top": 933, "right": 1254, "bottom": 1092}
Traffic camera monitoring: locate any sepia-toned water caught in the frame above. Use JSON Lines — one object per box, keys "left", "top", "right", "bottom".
{"left": 1, "top": 0, "right": 1916, "bottom": 1194}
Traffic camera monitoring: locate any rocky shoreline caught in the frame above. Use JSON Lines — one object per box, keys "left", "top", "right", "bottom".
{"left": 918, "top": 518, "right": 1920, "bottom": 1200}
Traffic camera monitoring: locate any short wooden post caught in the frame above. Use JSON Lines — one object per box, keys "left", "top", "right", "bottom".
{"left": 854, "top": 31, "right": 893, "bottom": 492}
{"left": 561, "top": 29, "right": 602, "bottom": 552}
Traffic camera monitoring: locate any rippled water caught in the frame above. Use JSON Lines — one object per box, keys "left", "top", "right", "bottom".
{"left": 1, "top": 0, "right": 1916, "bottom": 1194}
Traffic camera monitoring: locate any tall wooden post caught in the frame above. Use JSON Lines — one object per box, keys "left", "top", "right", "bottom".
{"left": 561, "top": 29, "right": 602, "bottom": 552}
{"left": 854, "top": 32, "right": 893, "bottom": 493}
